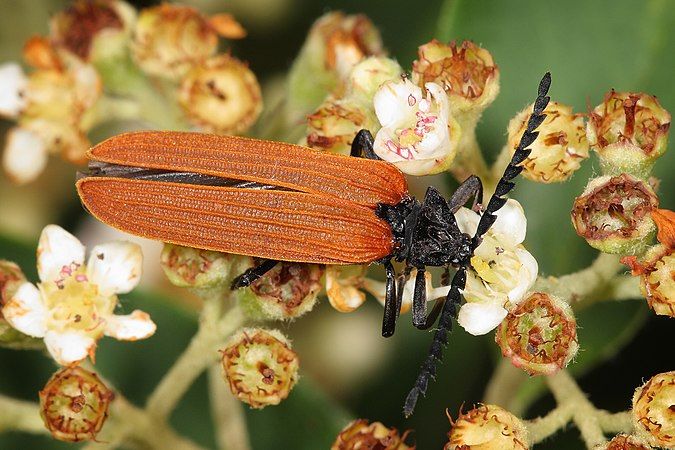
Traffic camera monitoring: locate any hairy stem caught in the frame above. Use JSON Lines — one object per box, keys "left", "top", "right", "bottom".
{"left": 483, "top": 359, "right": 529, "bottom": 412}
{"left": 0, "top": 395, "right": 46, "bottom": 435}
{"left": 525, "top": 403, "right": 574, "bottom": 444}
{"left": 208, "top": 364, "right": 251, "bottom": 450}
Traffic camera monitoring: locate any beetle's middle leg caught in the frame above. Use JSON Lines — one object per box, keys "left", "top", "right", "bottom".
{"left": 350, "top": 129, "right": 382, "bottom": 160}
{"left": 231, "top": 259, "right": 279, "bottom": 289}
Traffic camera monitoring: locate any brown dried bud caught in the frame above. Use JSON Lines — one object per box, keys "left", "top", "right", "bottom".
{"left": 240, "top": 261, "right": 323, "bottom": 320}
{"left": 598, "top": 434, "right": 651, "bottom": 450}
{"left": 445, "top": 404, "right": 528, "bottom": 450}
{"left": 332, "top": 419, "right": 414, "bottom": 450}
{"left": 0, "top": 260, "right": 26, "bottom": 307}
{"left": 631, "top": 371, "right": 675, "bottom": 448}
{"left": 507, "top": 101, "right": 589, "bottom": 183}
{"left": 496, "top": 292, "right": 578, "bottom": 376}
{"left": 160, "top": 243, "right": 238, "bottom": 288}
{"left": 622, "top": 244, "right": 674, "bottom": 317}
{"left": 412, "top": 40, "right": 499, "bottom": 115}
{"left": 571, "top": 174, "right": 659, "bottom": 255}
{"left": 39, "top": 366, "right": 114, "bottom": 442}
{"left": 179, "top": 54, "right": 262, "bottom": 134}
{"left": 220, "top": 328, "right": 299, "bottom": 409}
{"left": 325, "top": 264, "right": 369, "bottom": 313}
{"left": 587, "top": 90, "right": 670, "bottom": 178}
{"left": 23, "top": 36, "right": 62, "bottom": 70}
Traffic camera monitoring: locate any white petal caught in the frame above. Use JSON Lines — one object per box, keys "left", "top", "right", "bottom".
{"left": 454, "top": 206, "right": 480, "bottom": 236}
{"left": 87, "top": 241, "right": 143, "bottom": 295}
{"left": 1, "top": 282, "right": 47, "bottom": 337}
{"left": 0, "top": 63, "right": 27, "bottom": 118}
{"left": 424, "top": 82, "right": 449, "bottom": 122}
{"left": 491, "top": 199, "right": 527, "bottom": 246}
{"left": 457, "top": 302, "right": 507, "bottom": 336}
{"left": 507, "top": 248, "right": 539, "bottom": 305}
{"left": 373, "top": 79, "right": 420, "bottom": 128}
{"left": 44, "top": 330, "right": 95, "bottom": 365}
{"left": 37, "top": 225, "right": 86, "bottom": 283}
{"left": 104, "top": 310, "right": 156, "bottom": 340}
{"left": 2, "top": 127, "right": 48, "bottom": 185}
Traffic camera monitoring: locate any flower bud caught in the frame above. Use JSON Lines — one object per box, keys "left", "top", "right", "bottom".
{"left": 587, "top": 90, "right": 671, "bottom": 179}
{"left": 506, "top": 101, "right": 589, "bottom": 183}
{"left": 220, "top": 328, "right": 299, "bottom": 409}
{"left": 0, "top": 62, "right": 28, "bottom": 118}
{"left": 49, "top": 0, "right": 136, "bottom": 63}
{"left": 373, "top": 79, "right": 460, "bottom": 175}
{"left": 598, "top": 434, "right": 651, "bottom": 450}
{"left": 240, "top": 262, "right": 323, "bottom": 320}
{"left": 332, "top": 419, "right": 413, "bottom": 450}
{"left": 287, "top": 12, "right": 383, "bottom": 117}
{"left": 345, "top": 56, "right": 403, "bottom": 104}
{"left": 631, "top": 371, "right": 675, "bottom": 448}
{"left": 412, "top": 40, "right": 499, "bottom": 116}
{"left": 0, "top": 261, "right": 41, "bottom": 348}
{"left": 496, "top": 292, "right": 578, "bottom": 376}
{"left": 571, "top": 174, "right": 659, "bottom": 255}
{"left": 622, "top": 244, "right": 674, "bottom": 317}
{"left": 305, "top": 96, "right": 378, "bottom": 155}
{"left": 39, "top": 366, "right": 114, "bottom": 442}
{"left": 160, "top": 244, "right": 236, "bottom": 288}
{"left": 445, "top": 404, "right": 528, "bottom": 450}
{"left": 325, "top": 264, "right": 369, "bottom": 312}
{"left": 23, "top": 36, "right": 62, "bottom": 70}
{"left": 131, "top": 4, "right": 222, "bottom": 79}
{"left": 179, "top": 54, "right": 262, "bottom": 134}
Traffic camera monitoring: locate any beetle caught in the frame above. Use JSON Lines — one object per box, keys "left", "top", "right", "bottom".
{"left": 77, "top": 73, "right": 551, "bottom": 416}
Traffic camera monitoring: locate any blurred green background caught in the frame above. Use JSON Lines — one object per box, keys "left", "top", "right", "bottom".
{"left": 0, "top": 0, "right": 672, "bottom": 449}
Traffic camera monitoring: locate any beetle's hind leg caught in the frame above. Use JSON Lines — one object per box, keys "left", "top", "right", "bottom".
{"left": 230, "top": 259, "right": 279, "bottom": 289}
{"left": 350, "top": 129, "right": 382, "bottom": 160}
{"left": 448, "top": 175, "right": 483, "bottom": 213}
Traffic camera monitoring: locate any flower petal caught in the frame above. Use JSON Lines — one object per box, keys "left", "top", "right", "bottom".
{"left": 87, "top": 241, "right": 143, "bottom": 295}
{"left": 454, "top": 207, "right": 480, "bottom": 236}
{"left": 373, "top": 79, "right": 421, "bottom": 128}
{"left": 44, "top": 330, "right": 95, "bottom": 365}
{"left": 491, "top": 199, "right": 527, "bottom": 247}
{"left": 0, "top": 62, "right": 27, "bottom": 118}
{"left": 2, "top": 127, "right": 48, "bottom": 185}
{"left": 457, "top": 302, "right": 507, "bottom": 336}
{"left": 37, "top": 225, "right": 86, "bottom": 283}
{"left": 104, "top": 310, "right": 156, "bottom": 341}
{"left": 1, "top": 282, "right": 47, "bottom": 337}
{"left": 507, "top": 248, "right": 538, "bottom": 305}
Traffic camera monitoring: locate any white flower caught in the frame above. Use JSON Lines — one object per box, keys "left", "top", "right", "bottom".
{"left": 2, "top": 127, "right": 48, "bottom": 184}
{"left": 0, "top": 62, "right": 27, "bottom": 118}
{"left": 455, "top": 199, "right": 538, "bottom": 335}
{"left": 373, "top": 79, "right": 460, "bottom": 175}
{"left": 1, "top": 225, "right": 155, "bottom": 365}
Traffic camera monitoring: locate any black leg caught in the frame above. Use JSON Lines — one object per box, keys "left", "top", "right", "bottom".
{"left": 411, "top": 268, "right": 428, "bottom": 328}
{"left": 350, "top": 129, "right": 381, "bottom": 160}
{"left": 448, "top": 175, "right": 483, "bottom": 213}
{"left": 472, "top": 73, "right": 551, "bottom": 250}
{"left": 381, "top": 260, "right": 399, "bottom": 337}
{"left": 403, "top": 267, "right": 467, "bottom": 417}
{"left": 230, "top": 259, "right": 279, "bottom": 289}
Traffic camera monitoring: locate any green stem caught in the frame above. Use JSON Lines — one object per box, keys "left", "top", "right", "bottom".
{"left": 525, "top": 403, "right": 574, "bottom": 444}
{"left": 208, "top": 364, "right": 251, "bottom": 450}
{"left": 483, "top": 359, "right": 529, "bottom": 413}
{"left": 0, "top": 395, "right": 46, "bottom": 435}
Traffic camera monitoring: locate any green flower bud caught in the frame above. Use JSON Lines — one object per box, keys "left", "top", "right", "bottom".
{"left": 587, "top": 90, "right": 670, "bottom": 179}
{"left": 220, "top": 328, "right": 299, "bottom": 409}
{"left": 496, "top": 292, "right": 578, "bottom": 376}
{"left": 571, "top": 174, "right": 659, "bottom": 255}
{"left": 445, "top": 404, "right": 528, "bottom": 450}
{"left": 631, "top": 371, "right": 675, "bottom": 448}
{"left": 332, "top": 419, "right": 413, "bottom": 450}
{"left": 507, "top": 101, "right": 589, "bottom": 183}
{"left": 160, "top": 244, "right": 239, "bottom": 288}
{"left": 179, "top": 54, "right": 262, "bottom": 134}
{"left": 345, "top": 56, "right": 402, "bottom": 104}
{"left": 240, "top": 262, "right": 323, "bottom": 320}
{"left": 39, "top": 366, "right": 114, "bottom": 442}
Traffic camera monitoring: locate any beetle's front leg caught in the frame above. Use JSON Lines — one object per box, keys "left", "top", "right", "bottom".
{"left": 381, "top": 260, "right": 399, "bottom": 337}
{"left": 412, "top": 267, "right": 428, "bottom": 328}
{"left": 448, "top": 175, "right": 484, "bottom": 213}
{"left": 350, "top": 129, "right": 382, "bottom": 160}
{"left": 230, "top": 259, "right": 279, "bottom": 289}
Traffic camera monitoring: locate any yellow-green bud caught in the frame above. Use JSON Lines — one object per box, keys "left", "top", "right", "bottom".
{"left": 622, "top": 244, "right": 674, "bottom": 317}
{"left": 179, "top": 54, "right": 262, "bottom": 134}
{"left": 39, "top": 366, "right": 114, "bottom": 442}
{"left": 332, "top": 419, "right": 413, "bottom": 450}
{"left": 160, "top": 244, "right": 237, "bottom": 288}
{"left": 507, "top": 101, "right": 589, "bottom": 183}
{"left": 587, "top": 90, "right": 670, "bottom": 179}
{"left": 220, "top": 328, "right": 299, "bottom": 409}
{"left": 240, "top": 262, "right": 323, "bottom": 320}
{"left": 445, "top": 404, "right": 528, "bottom": 450}
{"left": 631, "top": 371, "right": 675, "bottom": 448}
{"left": 345, "top": 56, "right": 403, "bottom": 104}
{"left": 496, "top": 292, "right": 578, "bottom": 376}
{"left": 571, "top": 174, "right": 659, "bottom": 255}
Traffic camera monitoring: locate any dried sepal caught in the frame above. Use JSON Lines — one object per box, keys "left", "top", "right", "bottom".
{"left": 622, "top": 244, "right": 674, "bottom": 317}
{"left": 160, "top": 244, "right": 235, "bottom": 288}
{"left": 445, "top": 404, "right": 529, "bottom": 450}
{"left": 325, "top": 264, "right": 369, "bottom": 313}
{"left": 39, "top": 366, "right": 114, "bottom": 442}
{"left": 496, "top": 292, "right": 578, "bottom": 375}
{"left": 631, "top": 371, "right": 675, "bottom": 448}
{"left": 571, "top": 174, "right": 659, "bottom": 255}
{"left": 332, "top": 419, "right": 414, "bottom": 450}
{"left": 220, "top": 328, "right": 299, "bottom": 409}
{"left": 596, "top": 434, "right": 652, "bottom": 450}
